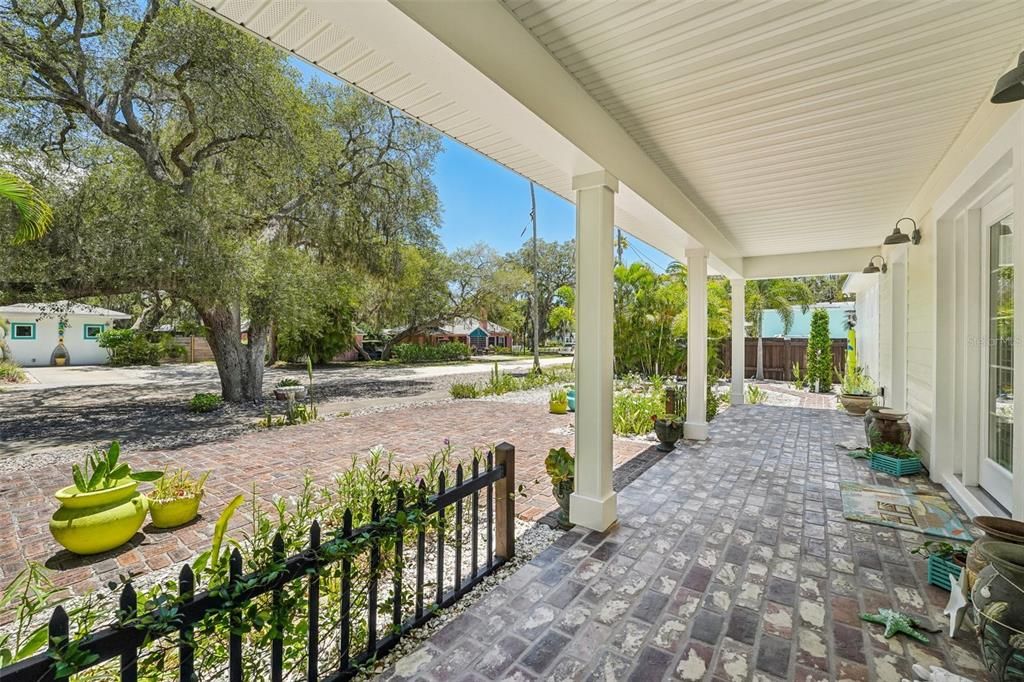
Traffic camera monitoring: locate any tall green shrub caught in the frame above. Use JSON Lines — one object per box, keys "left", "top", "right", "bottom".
{"left": 805, "top": 308, "right": 833, "bottom": 392}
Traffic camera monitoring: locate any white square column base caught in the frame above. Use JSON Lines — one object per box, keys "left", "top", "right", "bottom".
{"left": 684, "top": 421, "right": 709, "bottom": 441}
{"left": 570, "top": 490, "right": 618, "bottom": 531}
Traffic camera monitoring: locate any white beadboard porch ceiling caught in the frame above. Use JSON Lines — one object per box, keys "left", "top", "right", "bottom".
{"left": 192, "top": 0, "right": 575, "bottom": 200}
{"left": 502, "top": 0, "right": 1024, "bottom": 256}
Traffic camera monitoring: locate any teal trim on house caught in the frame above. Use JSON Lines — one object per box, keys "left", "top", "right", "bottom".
{"left": 761, "top": 304, "right": 853, "bottom": 339}
{"left": 469, "top": 328, "right": 488, "bottom": 338}
{"left": 83, "top": 323, "right": 106, "bottom": 340}
{"left": 11, "top": 322, "right": 36, "bottom": 340}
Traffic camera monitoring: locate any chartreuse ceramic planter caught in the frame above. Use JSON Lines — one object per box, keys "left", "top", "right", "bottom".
{"left": 149, "top": 493, "right": 203, "bottom": 529}
{"left": 49, "top": 480, "right": 148, "bottom": 555}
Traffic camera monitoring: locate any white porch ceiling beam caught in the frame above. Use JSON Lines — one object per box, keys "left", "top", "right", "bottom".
{"left": 743, "top": 247, "right": 878, "bottom": 279}
{"left": 383, "top": 0, "right": 743, "bottom": 277}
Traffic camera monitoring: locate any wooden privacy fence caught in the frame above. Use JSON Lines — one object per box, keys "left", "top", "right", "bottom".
{"left": 717, "top": 338, "right": 848, "bottom": 381}
{"left": 2, "top": 445, "right": 517, "bottom": 682}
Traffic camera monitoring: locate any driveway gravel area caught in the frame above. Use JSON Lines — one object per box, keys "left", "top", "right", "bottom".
{"left": 0, "top": 357, "right": 571, "bottom": 460}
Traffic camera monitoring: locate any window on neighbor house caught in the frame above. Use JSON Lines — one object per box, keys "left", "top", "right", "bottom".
{"left": 84, "top": 324, "right": 105, "bottom": 340}
{"left": 11, "top": 323, "right": 35, "bottom": 340}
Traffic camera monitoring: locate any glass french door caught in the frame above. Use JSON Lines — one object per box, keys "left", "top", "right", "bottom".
{"left": 982, "top": 206, "right": 1014, "bottom": 510}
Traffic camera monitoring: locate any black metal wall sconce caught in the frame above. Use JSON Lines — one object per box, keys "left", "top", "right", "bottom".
{"left": 863, "top": 255, "right": 887, "bottom": 274}
{"left": 884, "top": 217, "right": 921, "bottom": 246}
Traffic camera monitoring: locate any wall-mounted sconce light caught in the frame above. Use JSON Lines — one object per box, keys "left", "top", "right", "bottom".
{"left": 992, "top": 51, "right": 1024, "bottom": 104}
{"left": 863, "top": 255, "right": 887, "bottom": 274}
{"left": 884, "top": 217, "right": 921, "bottom": 246}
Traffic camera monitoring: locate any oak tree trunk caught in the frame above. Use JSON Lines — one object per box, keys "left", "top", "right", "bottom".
{"left": 200, "top": 305, "right": 269, "bottom": 402}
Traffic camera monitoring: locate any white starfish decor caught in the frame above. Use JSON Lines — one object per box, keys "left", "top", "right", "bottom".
{"left": 943, "top": 569, "right": 968, "bottom": 638}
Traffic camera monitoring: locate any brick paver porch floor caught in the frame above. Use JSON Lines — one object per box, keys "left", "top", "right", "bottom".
{"left": 385, "top": 405, "right": 987, "bottom": 682}
{"left": 0, "top": 399, "right": 651, "bottom": 597}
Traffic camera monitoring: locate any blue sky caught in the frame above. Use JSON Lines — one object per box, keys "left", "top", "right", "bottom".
{"left": 291, "top": 58, "right": 673, "bottom": 270}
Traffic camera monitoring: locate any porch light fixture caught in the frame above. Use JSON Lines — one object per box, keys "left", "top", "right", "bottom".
{"left": 992, "top": 51, "right": 1024, "bottom": 104}
{"left": 884, "top": 217, "right": 921, "bottom": 246}
{"left": 863, "top": 255, "right": 887, "bottom": 275}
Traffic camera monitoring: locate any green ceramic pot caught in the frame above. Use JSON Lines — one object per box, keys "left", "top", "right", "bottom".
{"left": 149, "top": 492, "right": 203, "bottom": 529}
{"left": 49, "top": 480, "right": 148, "bottom": 555}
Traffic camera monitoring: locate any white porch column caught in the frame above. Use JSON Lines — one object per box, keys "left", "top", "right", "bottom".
{"left": 730, "top": 278, "right": 745, "bottom": 405}
{"left": 570, "top": 170, "right": 618, "bottom": 531}
{"left": 685, "top": 247, "right": 709, "bottom": 440}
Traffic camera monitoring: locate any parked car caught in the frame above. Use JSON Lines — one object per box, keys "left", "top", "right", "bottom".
{"left": 359, "top": 339, "right": 385, "bottom": 360}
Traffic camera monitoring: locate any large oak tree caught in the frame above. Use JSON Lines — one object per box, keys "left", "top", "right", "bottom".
{"left": 0, "top": 0, "right": 441, "bottom": 400}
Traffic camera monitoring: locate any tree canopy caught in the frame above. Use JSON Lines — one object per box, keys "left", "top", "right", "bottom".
{"left": 0, "top": 0, "right": 442, "bottom": 400}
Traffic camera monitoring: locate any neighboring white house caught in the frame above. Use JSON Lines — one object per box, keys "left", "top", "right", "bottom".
{"left": 0, "top": 302, "right": 132, "bottom": 367}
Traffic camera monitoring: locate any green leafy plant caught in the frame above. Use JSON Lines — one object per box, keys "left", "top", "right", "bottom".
{"left": 549, "top": 387, "right": 568, "bottom": 403}
{"left": 276, "top": 377, "right": 302, "bottom": 387}
{"left": 791, "top": 363, "right": 807, "bottom": 390}
{"left": 910, "top": 541, "right": 968, "bottom": 563}
{"left": 544, "top": 447, "right": 574, "bottom": 487}
{"left": 805, "top": 308, "right": 833, "bottom": 392}
{"left": 0, "top": 360, "right": 27, "bottom": 383}
{"left": 706, "top": 385, "right": 721, "bottom": 422}
{"left": 70, "top": 442, "right": 162, "bottom": 493}
{"left": 151, "top": 469, "right": 209, "bottom": 501}
{"left": 614, "top": 381, "right": 666, "bottom": 435}
{"left": 841, "top": 364, "right": 876, "bottom": 396}
{"left": 449, "top": 381, "right": 479, "bottom": 399}
{"left": 0, "top": 563, "right": 62, "bottom": 667}
{"left": 97, "top": 329, "right": 162, "bottom": 366}
{"left": 746, "top": 384, "right": 768, "bottom": 404}
{"left": 188, "top": 392, "right": 223, "bottom": 413}
{"left": 871, "top": 441, "right": 919, "bottom": 460}
{"left": 391, "top": 342, "right": 470, "bottom": 363}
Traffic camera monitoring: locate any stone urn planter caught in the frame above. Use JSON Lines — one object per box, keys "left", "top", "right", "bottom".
{"left": 967, "top": 516, "right": 1024, "bottom": 590}
{"left": 838, "top": 393, "right": 874, "bottom": 416}
{"left": 971, "top": 541, "right": 1024, "bottom": 680}
{"left": 49, "top": 480, "right": 149, "bottom": 555}
{"left": 867, "top": 408, "right": 911, "bottom": 447}
{"left": 552, "top": 480, "right": 573, "bottom": 529}
{"left": 654, "top": 418, "right": 684, "bottom": 452}
{"left": 274, "top": 385, "right": 307, "bottom": 401}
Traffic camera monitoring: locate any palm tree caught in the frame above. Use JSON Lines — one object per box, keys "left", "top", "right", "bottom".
{"left": 0, "top": 170, "right": 53, "bottom": 243}
{"left": 745, "top": 279, "right": 814, "bottom": 380}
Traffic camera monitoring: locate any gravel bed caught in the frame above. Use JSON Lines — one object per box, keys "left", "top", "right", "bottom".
{"left": 359, "top": 518, "right": 561, "bottom": 680}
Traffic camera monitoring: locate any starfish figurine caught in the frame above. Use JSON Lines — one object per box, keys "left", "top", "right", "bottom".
{"left": 943, "top": 569, "right": 968, "bottom": 638}
{"left": 860, "top": 608, "right": 931, "bottom": 643}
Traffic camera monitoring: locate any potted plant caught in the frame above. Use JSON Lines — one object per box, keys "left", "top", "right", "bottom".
{"left": 911, "top": 541, "right": 969, "bottom": 591}
{"left": 274, "top": 377, "right": 306, "bottom": 401}
{"left": 545, "top": 447, "right": 574, "bottom": 528}
{"left": 549, "top": 387, "right": 569, "bottom": 414}
{"left": 839, "top": 365, "right": 876, "bottom": 416}
{"left": 869, "top": 441, "right": 923, "bottom": 476}
{"left": 49, "top": 442, "right": 163, "bottom": 555}
{"left": 149, "top": 469, "right": 209, "bottom": 528}
{"left": 652, "top": 414, "right": 684, "bottom": 452}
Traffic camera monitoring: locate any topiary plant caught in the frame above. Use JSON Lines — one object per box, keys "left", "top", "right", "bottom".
{"left": 805, "top": 308, "right": 833, "bottom": 392}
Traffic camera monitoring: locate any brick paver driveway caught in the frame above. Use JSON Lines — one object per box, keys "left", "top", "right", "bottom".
{"left": 388, "top": 405, "right": 986, "bottom": 682}
{"left": 0, "top": 398, "right": 650, "bottom": 597}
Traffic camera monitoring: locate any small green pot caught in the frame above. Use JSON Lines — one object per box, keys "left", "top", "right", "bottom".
{"left": 149, "top": 493, "right": 203, "bottom": 529}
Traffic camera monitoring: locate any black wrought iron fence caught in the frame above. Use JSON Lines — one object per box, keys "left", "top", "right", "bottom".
{"left": 1, "top": 444, "right": 517, "bottom": 682}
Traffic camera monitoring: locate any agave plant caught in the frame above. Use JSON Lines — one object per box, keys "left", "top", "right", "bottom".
{"left": 71, "top": 441, "right": 163, "bottom": 493}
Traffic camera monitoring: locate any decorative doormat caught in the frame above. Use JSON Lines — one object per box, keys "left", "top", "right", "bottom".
{"left": 840, "top": 482, "right": 973, "bottom": 540}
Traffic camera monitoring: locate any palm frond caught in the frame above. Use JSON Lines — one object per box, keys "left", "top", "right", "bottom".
{"left": 0, "top": 171, "right": 53, "bottom": 243}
